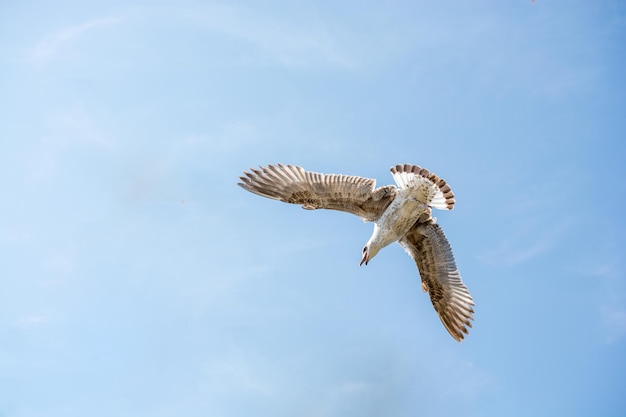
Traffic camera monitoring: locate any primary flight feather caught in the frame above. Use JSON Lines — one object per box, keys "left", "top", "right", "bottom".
{"left": 238, "top": 163, "right": 474, "bottom": 342}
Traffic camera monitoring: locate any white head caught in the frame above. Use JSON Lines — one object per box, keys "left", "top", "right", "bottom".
{"left": 360, "top": 241, "right": 382, "bottom": 266}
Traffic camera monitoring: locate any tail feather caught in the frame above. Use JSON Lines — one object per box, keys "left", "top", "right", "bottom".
{"left": 390, "top": 164, "right": 455, "bottom": 210}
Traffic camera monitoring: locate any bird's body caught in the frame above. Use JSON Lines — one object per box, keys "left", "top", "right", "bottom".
{"left": 362, "top": 188, "right": 430, "bottom": 263}
{"left": 238, "top": 163, "right": 474, "bottom": 341}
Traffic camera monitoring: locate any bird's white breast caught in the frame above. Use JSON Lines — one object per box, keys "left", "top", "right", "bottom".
{"left": 373, "top": 190, "right": 431, "bottom": 248}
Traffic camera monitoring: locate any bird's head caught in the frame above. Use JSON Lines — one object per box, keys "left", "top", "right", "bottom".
{"left": 360, "top": 242, "right": 381, "bottom": 266}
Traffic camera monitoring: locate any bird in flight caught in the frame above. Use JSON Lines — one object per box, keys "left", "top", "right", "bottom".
{"left": 238, "top": 163, "right": 474, "bottom": 341}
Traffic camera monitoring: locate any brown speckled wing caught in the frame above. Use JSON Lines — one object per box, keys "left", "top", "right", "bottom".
{"left": 399, "top": 221, "right": 474, "bottom": 341}
{"left": 238, "top": 164, "right": 397, "bottom": 222}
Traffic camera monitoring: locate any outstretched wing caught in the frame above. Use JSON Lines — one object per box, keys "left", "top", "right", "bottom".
{"left": 399, "top": 221, "right": 474, "bottom": 341}
{"left": 238, "top": 164, "right": 397, "bottom": 222}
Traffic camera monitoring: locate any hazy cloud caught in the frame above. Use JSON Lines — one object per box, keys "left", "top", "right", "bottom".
{"left": 172, "top": 3, "right": 357, "bottom": 69}
{"left": 13, "top": 314, "right": 49, "bottom": 329}
{"left": 201, "top": 351, "right": 276, "bottom": 397}
{"left": 27, "top": 16, "right": 122, "bottom": 66}
{"left": 477, "top": 217, "right": 572, "bottom": 267}
{"left": 601, "top": 299, "right": 626, "bottom": 344}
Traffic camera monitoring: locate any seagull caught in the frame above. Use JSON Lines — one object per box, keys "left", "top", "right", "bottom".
{"left": 238, "top": 163, "right": 474, "bottom": 342}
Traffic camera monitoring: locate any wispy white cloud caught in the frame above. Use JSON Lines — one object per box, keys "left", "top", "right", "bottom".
{"left": 168, "top": 4, "right": 357, "bottom": 69}
{"left": 14, "top": 314, "right": 48, "bottom": 328}
{"left": 601, "top": 298, "right": 626, "bottom": 344}
{"left": 0, "top": 226, "right": 34, "bottom": 245}
{"left": 571, "top": 241, "right": 626, "bottom": 343}
{"left": 181, "top": 121, "right": 258, "bottom": 153}
{"left": 43, "top": 106, "right": 113, "bottom": 148}
{"left": 477, "top": 217, "right": 572, "bottom": 267}
{"left": 195, "top": 6, "right": 355, "bottom": 68}
{"left": 201, "top": 351, "right": 276, "bottom": 398}
{"left": 475, "top": 167, "right": 578, "bottom": 268}
{"left": 27, "top": 16, "right": 122, "bottom": 66}
{"left": 583, "top": 255, "right": 626, "bottom": 344}
{"left": 10, "top": 312, "right": 59, "bottom": 331}
{"left": 43, "top": 250, "right": 76, "bottom": 278}
{"left": 26, "top": 105, "right": 113, "bottom": 183}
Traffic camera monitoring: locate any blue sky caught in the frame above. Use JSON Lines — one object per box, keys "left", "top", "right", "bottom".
{"left": 1, "top": 1, "right": 625, "bottom": 416}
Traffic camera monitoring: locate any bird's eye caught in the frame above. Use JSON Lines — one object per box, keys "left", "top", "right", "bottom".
{"left": 362, "top": 247, "right": 367, "bottom": 253}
